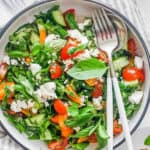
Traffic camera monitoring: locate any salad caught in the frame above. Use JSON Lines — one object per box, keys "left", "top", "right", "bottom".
{"left": 0, "top": 5, "right": 145, "bottom": 150}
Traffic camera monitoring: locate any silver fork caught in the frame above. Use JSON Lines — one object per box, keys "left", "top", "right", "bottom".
{"left": 92, "top": 8, "right": 134, "bottom": 150}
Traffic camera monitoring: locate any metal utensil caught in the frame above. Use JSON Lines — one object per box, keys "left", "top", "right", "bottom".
{"left": 92, "top": 8, "right": 134, "bottom": 150}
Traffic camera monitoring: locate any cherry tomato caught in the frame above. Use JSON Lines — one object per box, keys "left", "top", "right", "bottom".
{"left": 128, "top": 38, "right": 136, "bottom": 55}
{"left": 122, "top": 67, "right": 144, "bottom": 82}
{"left": 113, "top": 120, "right": 123, "bottom": 135}
{"left": 0, "top": 63, "right": 8, "bottom": 81}
{"left": 61, "top": 42, "right": 84, "bottom": 60}
{"left": 63, "top": 9, "right": 75, "bottom": 16}
{"left": 48, "top": 137, "right": 68, "bottom": 150}
{"left": 88, "top": 133, "right": 97, "bottom": 143}
{"left": 91, "top": 81, "right": 103, "bottom": 98}
{"left": 53, "top": 99, "right": 67, "bottom": 115}
{"left": 50, "top": 63, "right": 62, "bottom": 79}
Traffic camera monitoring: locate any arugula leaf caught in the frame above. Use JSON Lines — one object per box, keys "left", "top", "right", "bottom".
{"left": 67, "top": 58, "right": 108, "bottom": 80}
{"left": 68, "top": 103, "right": 79, "bottom": 117}
{"left": 144, "top": 135, "right": 150, "bottom": 146}
{"left": 96, "top": 122, "right": 108, "bottom": 149}
{"left": 72, "top": 126, "right": 96, "bottom": 138}
{"left": 1, "top": 87, "right": 10, "bottom": 111}
{"left": 71, "top": 143, "right": 89, "bottom": 150}
{"left": 18, "top": 75, "right": 34, "bottom": 95}
{"left": 65, "top": 112, "right": 93, "bottom": 127}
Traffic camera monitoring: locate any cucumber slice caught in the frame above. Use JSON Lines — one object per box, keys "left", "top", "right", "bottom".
{"left": 52, "top": 10, "right": 66, "bottom": 27}
{"left": 113, "top": 57, "right": 129, "bottom": 71}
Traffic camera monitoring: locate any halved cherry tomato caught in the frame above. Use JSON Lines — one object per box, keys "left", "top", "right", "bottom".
{"left": 63, "top": 9, "right": 75, "bottom": 17}
{"left": 0, "top": 63, "right": 8, "bottom": 81}
{"left": 53, "top": 99, "right": 67, "bottom": 115}
{"left": 97, "top": 50, "right": 108, "bottom": 63}
{"left": 113, "top": 120, "right": 123, "bottom": 135}
{"left": 88, "top": 133, "right": 97, "bottom": 143}
{"left": 128, "top": 38, "right": 136, "bottom": 55}
{"left": 122, "top": 67, "right": 144, "bottom": 82}
{"left": 61, "top": 42, "right": 84, "bottom": 60}
{"left": 91, "top": 81, "right": 103, "bottom": 98}
{"left": 61, "top": 125, "right": 73, "bottom": 137}
{"left": 50, "top": 63, "right": 62, "bottom": 79}
{"left": 48, "top": 137, "right": 68, "bottom": 150}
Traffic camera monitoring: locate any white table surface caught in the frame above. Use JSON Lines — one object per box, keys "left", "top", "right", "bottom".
{"left": 0, "top": 0, "right": 150, "bottom": 150}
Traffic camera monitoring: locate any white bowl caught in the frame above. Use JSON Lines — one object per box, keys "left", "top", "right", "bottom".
{"left": 0, "top": 0, "right": 150, "bottom": 149}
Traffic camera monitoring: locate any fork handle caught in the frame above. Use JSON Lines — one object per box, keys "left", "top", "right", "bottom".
{"left": 106, "top": 70, "right": 113, "bottom": 150}
{"left": 109, "top": 61, "right": 134, "bottom": 150}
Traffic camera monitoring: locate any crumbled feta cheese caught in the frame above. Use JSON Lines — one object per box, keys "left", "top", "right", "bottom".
{"left": 30, "top": 63, "right": 41, "bottom": 75}
{"left": 74, "top": 49, "right": 91, "bottom": 60}
{"left": 63, "top": 59, "right": 74, "bottom": 71}
{"left": 64, "top": 79, "right": 68, "bottom": 84}
{"left": 30, "top": 63, "right": 41, "bottom": 80}
{"left": 80, "top": 95, "right": 86, "bottom": 106}
{"left": 3, "top": 55, "right": 10, "bottom": 64}
{"left": 35, "top": 82, "right": 57, "bottom": 103}
{"left": 83, "top": 19, "right": 92, "bottom": 26}
{"left": 73, "top": 127, "right": 80, "bottom": 132}
{"left": 31, "top": 108, "right": 38, "bottom": 114}
{"left": 129, "top": 91, "right": 143, "bottom": 104}
{"left": 90, "top": 48, "right": 100, "bottom": 57}
{"left": 45, "top": 34, "right": 60, "bottom": 44}
{"left": 93, "top": 96, "right": 103, "bottom": 110}
{"left": 67, "top": 29, "right": 88, "bottom": 44}
{"left": 11, "top": 59, "right": 18, "bottom": 65}
{"left": 11, "top": 100, "right": 35, "bottom": 113}
{"left": 134, "top": 56, "right": 143, "bottom": 69}
{"left": 78, "top": 23, "right": 85, "bottom": 31}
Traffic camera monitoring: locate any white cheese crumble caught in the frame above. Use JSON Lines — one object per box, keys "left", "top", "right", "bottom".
{"left": 2, "top": 56, "right": 18, "bottom": 65}
{"left": 45, "top": 34, "right": 60, "bottom": 44}
{"left": 129, "top": 91, "right": 143, "bottom": 104}
{"left": 74, "top": 49, "right": 91, "bottom": 60}
{"left": 90, "top": 48, "right": 100, "bottom": 57}
{"left": 34, "top": 82, "right": 57, "bottom": 104}
{"left": 11, "top": 100, "right": 34, "bottom": 113}
{"left": 67, "top": 29, "right": 88, "bottom": 44}
{"left": 63, "top": 59, "right": 74, "bottom": 71}
{"left": 134, "top": 56, "right": 143, "bottom": 69}
{"left": 92, "top": 96, "right": 103, "bottom": 110}
{"left": 30, "top": 63, "right": 41, "bottom": 80}
{"left": 78, "top": 23, "right": 85, "bottom": 31}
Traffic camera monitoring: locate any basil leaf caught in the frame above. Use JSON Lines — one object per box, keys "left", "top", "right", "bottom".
{"left": 72, "top": 126, "right": 96, "bottom": 138}
{"left": 71, "top": 143, "right": 89, "bottom": 150}
{"left": 144, "top": 135, "right": 150, "bottom": 146}
{"left": 68, "top": 44, "right": 87, "bottom": 54}
{"left": 65, "top": 112, "right": 93, "bottom": 127}
{"left": 67, "top": 58, "right": 108, "bottom": 80}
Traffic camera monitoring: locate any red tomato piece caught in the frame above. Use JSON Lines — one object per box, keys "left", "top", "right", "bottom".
{"left": 113, "top": 120, "right": 123, "bottom": 135}
{"left": 128, "top": 38, "right": 136, "bottom": 55}
{"left": 54, "top": 99, "right": 67, "bottom": 115}
{"left": 61, "top": 125, "right": 73, "bottom": 137}
{"left": 50, "top": 63, "right": 62, "bottom": 79}
{"left": 63, "top": 9, "right": 75, "bottom": 16}
{"left": 48, "top": 137, "right": 68, "bottom": 150}
{"left": 0, "top": 63, "right": 8, "bottom": 81}
{"left": 91, "top": 81, "right": 103, "bottom": 98}
{"left": 88, "top": 133, "right": 97, "bottom": 143}
{"left": 122, "top": 67, "right": 144, "bottom": 82}
{"left": 61, "top": 42, "right": 84, "bottom": 60}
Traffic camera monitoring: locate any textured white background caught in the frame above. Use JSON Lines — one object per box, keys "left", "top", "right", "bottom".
{"left": 0, "top": 0, "right": 150, "bottom": 150}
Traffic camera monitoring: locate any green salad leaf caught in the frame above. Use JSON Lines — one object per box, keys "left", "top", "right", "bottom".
{"left": 144, "top": 135, "right": 150, "bottom": 146}
{"left": 71, "top": 143, "right": 89, "bottom": 150}
{"left": 67, "top": 58, "right": 108, "bottom": 80}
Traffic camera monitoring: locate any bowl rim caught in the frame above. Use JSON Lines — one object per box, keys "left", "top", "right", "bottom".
{"left": 0, "top": 0, "right": 150, "bottom": 149}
